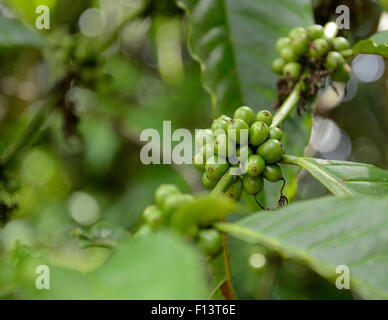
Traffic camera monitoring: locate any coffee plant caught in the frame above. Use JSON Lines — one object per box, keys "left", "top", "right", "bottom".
{"left": 1, "top": 0, "right": 388, "bottom": 301}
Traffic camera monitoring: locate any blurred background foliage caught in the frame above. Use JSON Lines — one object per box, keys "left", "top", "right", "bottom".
{"left": 0, "top": 0, "right": 387, "bottom": 299}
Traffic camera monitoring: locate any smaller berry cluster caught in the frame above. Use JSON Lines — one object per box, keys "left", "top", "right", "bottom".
{"left": 193, "top": 107, "right": 285, "bottom": 202}
{"left": 272, "top": 23, "right": 352, "bottom": 84}
{"left": 141, "top": 184, "right": 222, "bottom": 257}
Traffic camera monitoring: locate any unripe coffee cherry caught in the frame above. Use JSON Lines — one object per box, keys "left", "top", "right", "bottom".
{"left": 200, "top": 143, "right": 215, "bottom": 160}
{"left": 195, "top": 129, "right": 214, "bottom": 148}
{"left": 163, "top": 194, "right": 194, "bottom": 218}
{"left": 214, "top": 133, "right": 235, "bottom": 158}
{"left": 269, "top": 127, "right": 283, "bottom": 140}
{"left": 325, "top": 51, "right": 345, "bottom": 71}
{"left": 283, "top": 62, "right": 301, "bottom": 78}
{"left": 272, "top": 57, "right": 286, "bottom": 74}
{"left": 332, "top": 37, "right": 349, "bottom": 51}
{"left": 306, "top": 24, "right": 323, "bottom": 39}
{"left": 309, "top": 38, "right": 329, "bottom": 58}
{"left": 257, "top": 139, "right": 284, "bottom": 163}
{"left": 243, "top": 175, "right": 264, "bottom": 195}
{"left": 280, "top": 45, "right": 298, "bottom": 62}
{"left": 202, "top": 173, "right": 217, "bottom": 189}
{"left": 143, "top": 205, "right": 162, "bottom": 227}
{"left": 291, "top": 34, "right": 308, "bottom": 55}
{"left": 205, "top": 156, "right": 230, "bottom": 182}
{"left": 256, "top": 110, "right": 273, "bottom": 126}
{"left": 155, "top": 184, "right": 180, "bottom": 209}
{"left": 227, "top": 119, "right": 249, "bottom": 144}
{"left": 198, "top": 229, "right": 222, "bottom": 256}
{"left": 276, "top": 37, "right": 291, "bottom": 53}
{"left": 289, "top": 27, "right": 305, "bottom": 40}
{"left": 193, "top": 152, "right": 206, "bottom": 172}
{"left": 225, "top": 178, "right": 243, "bottom": 201}
{"left": 245, "top": 155, "right": 265, "bottom": 177}
{"left": 211, "top": 118, "right": 229, "bottom": 134}
{"left": 236, "top": 145, "right": 253, "bottom": 159}
{"left": 219, "top": 115, "right": 232, "bottom": 123}
{"left": 332, "top": 63, "right": 351, "bottom": 82}
{"left": 234, "top": 106, "right": 255, "bottom": 126}
{"left": 263, "top": 164, "right": 283, "bottom": 182}
{"left": 249, "top": 121, "right": 269, "bottom": 146}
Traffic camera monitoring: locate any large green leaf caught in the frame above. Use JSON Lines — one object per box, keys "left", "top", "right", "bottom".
{"left": 177, "top": 0, "right": 314, "bottom": 205}
{"left": 89, "top": 232, "right": 208, "bottom": 299}
{"left": 217, "top": 196, "right": 388, "bottom": 299}
{"left": 353, "top": 30, "right": 388, "bottom": 58}
{"left": 176, "top": 0, "right": 313, "bottom": 114}
{"left": 11, "top": 232, "right": 207, "bottom": 299}
{"left": 282, "top": 155, "right": 388, "bottom": 197}
{"left": 0, "top": 14, "right": 46, "bottom": 48}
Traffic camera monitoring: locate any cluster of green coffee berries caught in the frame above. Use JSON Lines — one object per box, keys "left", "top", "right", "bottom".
{"left": 140, "top": 184, "right": 222, "bottom": 257}
{"left": 272, "top": 23, "right": 352, "bottom": 83}
{"left": 193, "top": 107, "right": 285, "bottom": 201}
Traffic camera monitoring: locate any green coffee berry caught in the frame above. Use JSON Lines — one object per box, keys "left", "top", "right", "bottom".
{"left": 195, "top": 129, "right": 214, "bottom": 148}
{"left": 269, "top": 127, "right": 283, "bottom": 140}
{"left": 249, "top": 121, "right": 269, "bottom": 146}
{"left": 200, "top": 143, "right": 215, "bottom": 161}
{"left": 162, "top": 194, "right": 194, "bottom": 218}
{"left": 193, "top": 152, "right": 206, "bottom": 172}
{"left": 227, "top": 119, "right": 249, "bottom": 144}
{"left": 219, "top": 114, "right": 232, "bottom": 123}
{"left": 280, "top": 45, "right": 298, "bottom": 62}
{"left": 211, "top": 119, "right": 229, "bottom": 134}
{"left": 214, "top": 133, "right": 235, "bottom": 158}
{"left": 205, "top": 156, "right": 230, "bottom": 182}
{"left": 155, "top": 184, "right": 180, "bottom": 209}
{"left": 272, "top": 57, "right": 286, "bottom": 74}
{"left": 143, "top": 205, "right": 162, "bottom": 227}
{"left": 134, "top": 224, "right": 152, "bottom": 238}
{"left": 276, "top": 37, "right": 291, "bottom": 53}
{"left": 257, "top": 139, "right": 284, "bottom": 163}
{"left": 340, "top": 49, "right": 353, "bottom": 57}
{"left": 198, "top": 229, "right": 222, "bottom": 256}
{"left": 332, "top": 37, "right": 349, "bottom": 51}
{"left": 289, "top": 27, "right": 305, "bottom": 40}
{"left": 225, "top": 178, "right": 243, "bottom": 201}
{"left": 246, "top": 155, "right": 265, "bottom": 177}
{"left": 202, "top": 173, "right": 217, "bottom": 189}
{"left": 291, "top": 34, "right": 308, "bottom": 55}
{"left": 256, "top": 110, "right": 273, "bottom": 126}
{"left": 309, "top": 38, "right": 329, "bottom": 58}
{"left": 233, "top": 106, "right": 255, "bottom": 126}
{"left": 243, "top": 175, "right": 264, "bottom": 195}
{"left": 236, "top": 145, "right": 253, "bottom": 159}
{"left": 283, "top": 61, "right": 301, "bottom": 78}
{"left": 306, "top": 24, "right": 323, "bottom": 39}
{"left": 332, "top": 63, "right": 351, "bottom": 82}
{"left": 325, "top": 51, "right": 345, "bottom": 71}
{"left": 263, "top": 164, "right": 283, "bottom": 182}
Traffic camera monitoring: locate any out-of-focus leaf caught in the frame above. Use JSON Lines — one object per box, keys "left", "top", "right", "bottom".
{"left": 89, "top": 232, "right": 208, "bottom": 299}
{"left": 0, "top": 14, "right": 46, "bottom": 48}
{"left": 217, "top": 196, "right": 388, "bottom": 299}
{"left": 282, "top": 155, "right": 388, "bottom": 197}
{"left": 171, "top": 195, "right": 237, "bottom": 233}
{"left": 353, "top": 31, "right": 388, "bottom": 57}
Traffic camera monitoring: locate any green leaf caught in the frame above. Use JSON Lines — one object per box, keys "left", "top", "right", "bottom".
{"left": 176, "top": 0, "right": 313, "bottom": 114}
{"left": 89, "top": 232, "right": 208, "bottom": 299}
{"left": 177, "top": 0, "right": 314, "bottom": 205}
{"left": 0, "top": 14, "right": 46, "bottom": 48}
{"left": 353, "top": 31, "right": 388, "bottom": 58}
{"left": 282, "top": 155, "right": 388, "bottom": 197}
{"left": 217, "top": 196, "right": 388, "bottom": 299}
{"left": 171, "top": 194, "right": 237, "bottom": 233}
